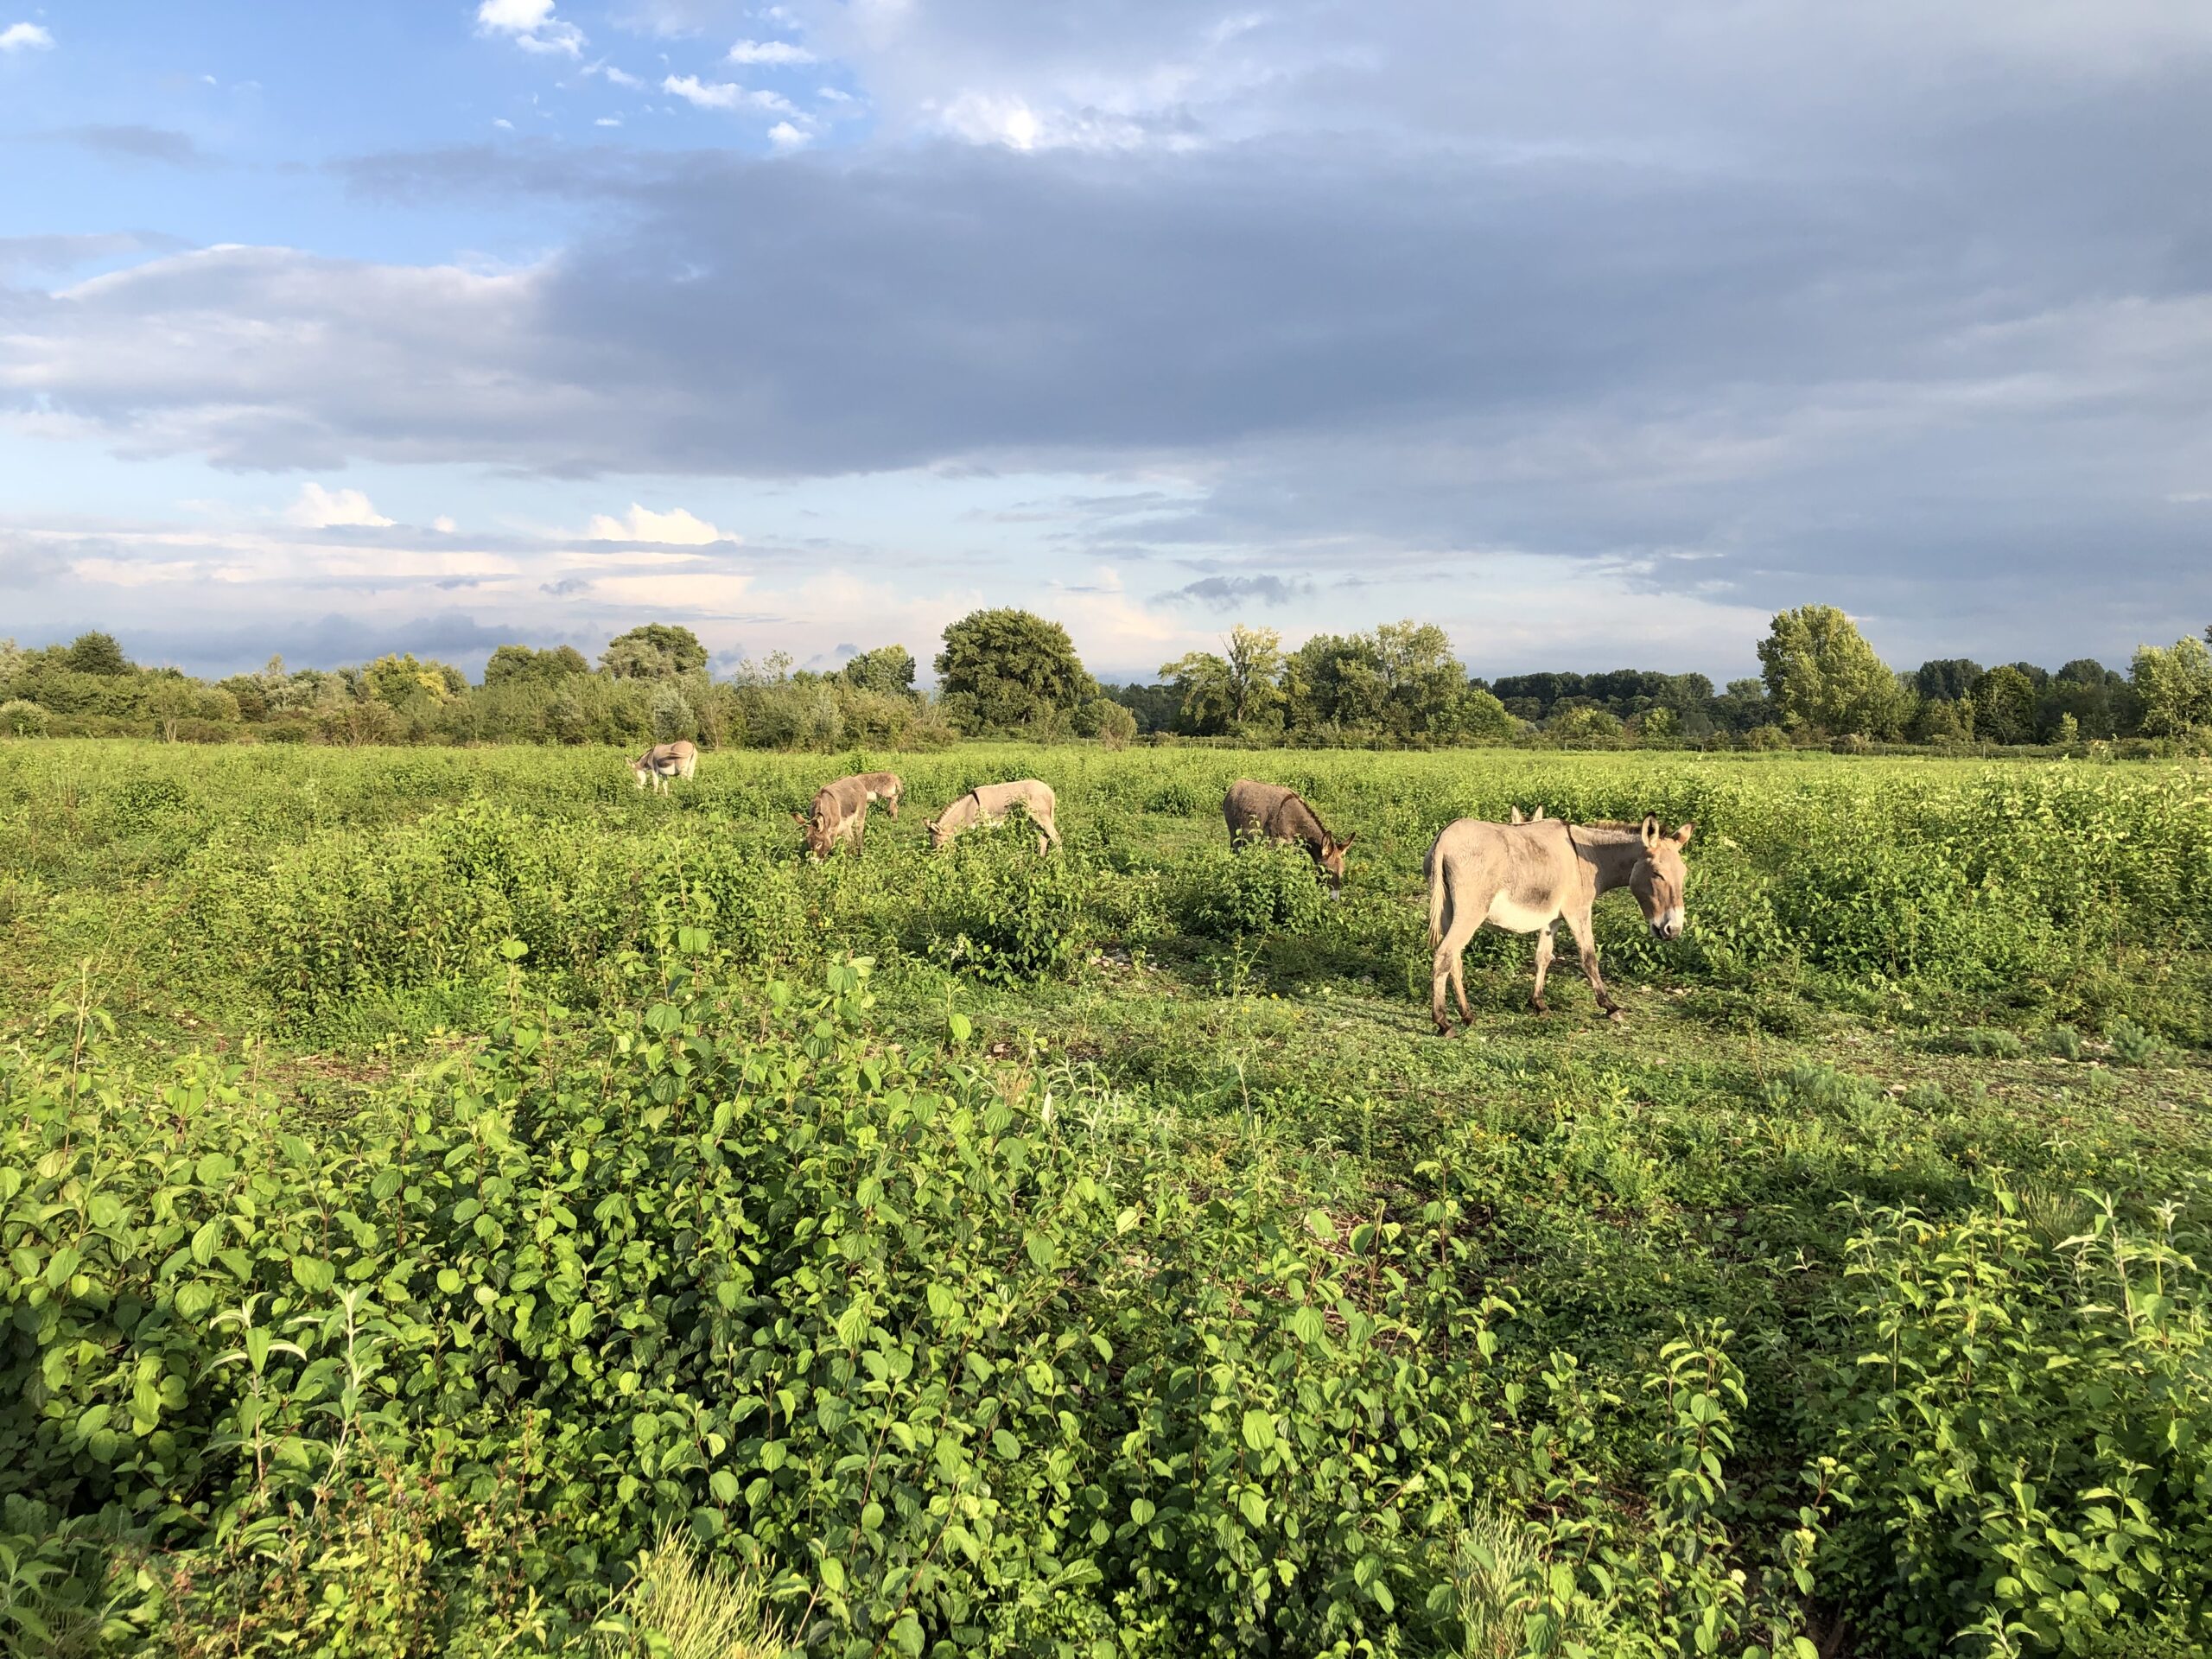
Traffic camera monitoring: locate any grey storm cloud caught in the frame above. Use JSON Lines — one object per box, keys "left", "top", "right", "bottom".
{"left": 1161, "top": 575, "right": 1315, "bottom": 611}
{"left": 4, "top": 0, "right": 2212, "bottom": 661}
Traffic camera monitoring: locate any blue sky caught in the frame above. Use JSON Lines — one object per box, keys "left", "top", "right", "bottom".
{"left": 3, "top": 0, "right": 2209, "bottom": 682}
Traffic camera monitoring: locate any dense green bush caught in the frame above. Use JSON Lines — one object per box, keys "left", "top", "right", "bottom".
{"left": 1815, "top": 1192, "right": 2212, "bottom": 1656}
{"left": 1176, "top": 839, "right": 1339, "bottom": 939}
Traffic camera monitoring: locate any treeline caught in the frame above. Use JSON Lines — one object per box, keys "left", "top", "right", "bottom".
{"left": 1108, "top": 607, "right": 2212, "bottom": 751}
{"left": 4, "top": 603, "right": 2210, "bottom": 751}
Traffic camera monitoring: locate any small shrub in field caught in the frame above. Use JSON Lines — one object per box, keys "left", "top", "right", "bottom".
{"left": 1142, "top": 775, "right": 1210, "bottom": 816}
{"left": 1960, "top": 1027, "right": 2025, "bottom": 1059}
{"left": 0, "top": 700, "right": 48, "bottom": 738}
{"left": 922, "top": 817, "right": 1093, "bottom": 980}
{"left": 2104, "top": 1016, "right": 2174, "bottom": 1067}
{"left": 1761, "top": 1060, "right": 1878, "bottom": 1117}
{"left": 2042, "top": 1023, "right": 2085, "bottom": 1060}
{"left": 1176, "top": 840, "right": 1335, "bottom": 939}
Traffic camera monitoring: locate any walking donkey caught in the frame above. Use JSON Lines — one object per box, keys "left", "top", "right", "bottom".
{"left": 630, "top": 740, "right": 697, "bottom": 793}
{"left": 1223, "top": 780, "right": 1357, "bottom": 896}
{"left": 1426, "top": 811, "right": 1693, "bottom": 1034}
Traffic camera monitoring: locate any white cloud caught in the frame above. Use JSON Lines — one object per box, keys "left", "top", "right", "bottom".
{"left": 728, "top": 39, "right": 813, "bottom": 65}
{"left": 603, "top": 64, "right": 643, "bottom": 87}
{"left": 595, "top": 116, "right": 622, "bottom": 126}
{"left": 768, "top": 120, "right": 810, "bottom": 151}
{"left": 476, "top": 0, "right": 584, "bottom": 56}
{"left": 433, "top": 515, "right": 459, "bottom": 533}
{"left": 286, "top": 483, "right": 395, "bottom": 529}
{"left": 584, "top": 503, "right": 732, "bottom": 544}
{"left": 663, "top": 73, "right": 793, "bottom": 113}
{"left": 493, "top": 117, "right": 515, "bottom": 129}
{"left": 0, "top": 21, "right": 54, "bottom": 52}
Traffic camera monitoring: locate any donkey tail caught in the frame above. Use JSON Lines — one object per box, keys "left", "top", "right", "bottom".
{"left": 1425, "top": 835, "right": 1446, "bottom": 950}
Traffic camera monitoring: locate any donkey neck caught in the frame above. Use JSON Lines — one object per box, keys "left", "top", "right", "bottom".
{"left": 1569, "top": 823, "right": 1646, "bottom": 896}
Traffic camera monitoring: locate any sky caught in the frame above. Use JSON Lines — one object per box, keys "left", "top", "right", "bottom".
{"left": 2, "top": 1, "right": 2209, "bottom": 684}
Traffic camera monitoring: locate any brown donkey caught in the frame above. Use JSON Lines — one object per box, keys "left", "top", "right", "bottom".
{"left": 794, "top": 774, "right": 874, "bottom": 859}
{"left": 1426, "top": 812, "right": 1692, "bottom": 1033}
{"left": 1224, "top": 780, "right": 1356, "bottom": 896}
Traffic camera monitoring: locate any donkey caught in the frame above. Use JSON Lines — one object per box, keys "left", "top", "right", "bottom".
{"left": 794, "top": 774, "right": 873, "bottom": 860}
{"left": 1426, "top": 812, "right": 1693, "bottom": 1034}
{"left": 853, "top": 771, "right": 905, "bottom": 819}
{"left": 1224, "top": 779, "right": 1356, "bottom": 896}
{"left": 630, "top": 740, "right": 697, "bottom": 793}
{"left": 925, "top": 779, "right": 1061, "bottom": 855}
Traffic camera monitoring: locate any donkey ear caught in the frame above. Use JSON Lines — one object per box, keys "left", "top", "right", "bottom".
{"left": 1674, "top": 821, "right": 1695, "bottom": 848}
{"left": 1533, "top": 806, "right": 1546, "bottom": 820}
{"left": 1338, "top": 832, "right": 1357, "bottom": 851}
{"left": 1641, "top": 812, "right": 1661, "bottom": 849}
{"left": 791, "top": 811, "right": 808, "bottom": 826}
{"left": 1510, "top": 806, "right": 1525, "bottom": 823}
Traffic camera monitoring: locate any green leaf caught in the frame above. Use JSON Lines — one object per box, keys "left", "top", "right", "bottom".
{"left": 709, "top": 1470, "right": 739, "bottom": 1503}
{"left": 1238, "top": 1490, "right": 1268, "bottom": 1528}
{"left": 1241, "top": 1408, "right": 1276, "bottom": 1452}
{"left": 992, "top": 1428, "right": 1020, "bottom": 1460}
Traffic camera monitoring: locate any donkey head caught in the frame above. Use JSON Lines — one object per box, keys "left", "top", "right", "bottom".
{"left": 1314, "top": 831, "right": 1357, "bottom": 896}
{"left": 1630, "top": 813, "right": 1694, "bottom": 940}
{"left": 924, "top": 817, "right": 952, "bottom": 850}
{"left": 793, "top": 809, "right": 836, "bottom": 861}
{"left": 629, "top": 751, "right": 656, "bottom": 789}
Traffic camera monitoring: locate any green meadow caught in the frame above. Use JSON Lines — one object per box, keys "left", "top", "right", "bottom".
{"left": 3, "top": 741, "right": 2209, "bottom": 1658}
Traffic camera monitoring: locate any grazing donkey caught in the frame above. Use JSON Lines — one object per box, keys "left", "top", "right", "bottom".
{"left": 925, "top": 779, "right": 1061, "bottom": 855}
{"left": 853, "top": 771, "right": 905, "bottom": 819}
{"left": 1426, "top": 812, "right": 1693, "bottom": 1034}
{"left": 794, "top": 774, "right": 874, "bottom": 860}
{"left": 1224, "top": 779, "right": 1356, "bottom": 896}
{"left": 630, "top": 740, "right": 697, "bottom": 793}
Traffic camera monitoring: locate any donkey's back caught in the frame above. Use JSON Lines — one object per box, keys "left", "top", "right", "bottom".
{"left": 1224, "top": 779, "right": 1319, "bottom": 845}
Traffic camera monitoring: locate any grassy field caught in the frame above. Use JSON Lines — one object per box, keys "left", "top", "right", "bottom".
{"left": 3, "top": 741, "right": 2210, "bottom": 1658}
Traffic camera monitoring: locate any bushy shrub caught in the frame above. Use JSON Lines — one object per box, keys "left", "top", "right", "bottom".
{"left": 922, "top": 817, "right": 1093, "bottom": 981}
{"left": 1176, "top": 839, "right": 1337, "bottom": 939}
{"left": 1815, "top": 1192, "right": 2212, "bottom": 1656}
{"left": 0, "top": 700, "right": 48, "bottom": 738}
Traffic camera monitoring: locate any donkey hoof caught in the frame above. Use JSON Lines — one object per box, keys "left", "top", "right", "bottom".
{"left": 1605, "top": 1007, "right": 1626, "bottom": 1022}
{"left": 1529, "top": 1001, "right": 1549, "bottom": 1016}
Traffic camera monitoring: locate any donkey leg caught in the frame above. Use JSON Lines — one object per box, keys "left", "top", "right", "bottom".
{"left": 1432, "top": 889, "right": 1487, "bottom": 1035}
{"left": 1449, "top": 911, "right": 1477, "bottom": 1027}
{"left": 1563, "top": 909, "right": 1622, "bottom": 1019}
{"left": 1529, "top": 924, "right": 1556, "bottom": 1014}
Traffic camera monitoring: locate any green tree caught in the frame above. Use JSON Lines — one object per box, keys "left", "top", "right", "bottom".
{"left": 63, "top": 632, "right": 130, "bottom": 677}
{"left": 1158, "top": 649, "right": 1234, "bottom": 735}
{"left": 1757, "top": 605, "right": 1910, "bottom": 737}
{"left": 838, "top": 645, "right": 918, "bottom": 698}
{"left": 485, "top": 644, "right": 590, "bottom": 687}
{"left": 2131, "top": 634, "right": 2212, "bottom": 737}
{"left": 1972, "top": 664, "right": 2037, "bottom": 745}
{"left": 601, "top": 624, "right": 709, "bottom": 680}
{"left": 363, "top": 654, "right": 467, "bottom": 708}
{"left": 1913, "top": 658, "right": 1984, "bottom": 702}
{"left": 935, "top": 609, "right": 1096, "bottom": 735}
